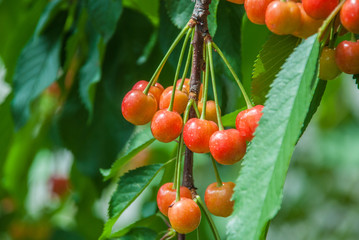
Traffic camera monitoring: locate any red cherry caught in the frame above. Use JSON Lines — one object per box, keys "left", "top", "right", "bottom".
{"left": 151, "top": 110, "right": 183, "bottom": 143}
{"left": 168, "top": 198, "right": 201, "bottom": 234}
{"left": 159, "top": 86, "right": 188, "bottom": 114}
{"left": 49, "top": 176, "right": 70, "bottom": 197}
{"left": 265, "top": 1, "right": 301, "bottom": 35}
{"left": 198, "top": 100, "right": 220, "bottom": 123}
{"left": 209, "top": 129, "right": 247, "bottom": 165}
{"left": 183, "top": 118, "right": 219, "bottom": 153}
{"left": 302, "top": 0, "right": 339, "bottom": 20}
{"left": 340, "top": 0, "right": 359, "bottom": 34}
{"left": 121, "top": 89, "right": 157, "bottom": 125}
{"left": 335, "top": 40, "right": 359, "bottom": 74}
{"left": 204, "top": 182, "right": 235, "bottom": 217}
{"left": 244, "top": 0, "right": 274, "bottom": 25}
{"left": 235, "top": 105, "right": 264, "bottom": 142}
{"left": 132, "top": 80, "right": 164, "bottom": 104}
{"left": 319, "top": 47, "right": 342, "bottom": 80}
{"left": 292, "top": 3, "right": 323, "bottom": 39}
{"left": 157, "top": 183, "right": 192, "bottom": 216}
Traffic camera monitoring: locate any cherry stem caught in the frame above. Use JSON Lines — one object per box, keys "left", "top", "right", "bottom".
{"left": 351, "top": 33, "right": 356, "bottom": 42}
{"left": 317, "top": 0, "right": 345, "bottom": 42}
{"left": 194, "top": 195, "right": 221, "bottom": 240}
{"left": 169, "top": 28, "right": 194, "bottom": 111}
{"left": 207, "top": 41, "right": 224, "bottom": 131}
{"left": 200, "top": 44, "right": 210, "bottom": 120}
{"left": 212, "top": 42, "right": 253, "bottom": 109}
{"left": 144, "top": 24, "right": 190, "bottom": 95}
{"left": 210, "top": 156, "right": 223, "bottom": 187}
{"left": 178, "top": 30, "right": 195, "bottom": 91}
{"left": 175, "top": 134, "right": 185, "bottom": 202}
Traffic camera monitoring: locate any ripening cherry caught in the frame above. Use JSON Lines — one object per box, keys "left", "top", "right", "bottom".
{"left": 302, "top": 0, "right": 339, "bottom": 20}
{"left": 151, "top": 110, "right": 183, "bottom": 143}
{"left": 132, "top": 80, "right": 164, "bottom": 105}
{"left": 157, "top": 183, "right": 192, "bottom": 216}
{"left": 335, "top": 40, "right": 359, "bottom": 74}
{"left": 159, "top": 86, "right": 188, "bottom": 114}
{"left": 227, "top": 0, "right": 244, "bottom": 4}
{"left": 319, "top": 47, "right": 342, "bottom": 80}
{"left": 121, "top": 89, "right": 157, "bottom": 125}
{"left": 183, "top": 118, "right": 219, "bottom": 153}
{"left": 176, "top": 78, "right": 191, "bottom": 93}
{"left": 235, "top": 105, "right": 264, "bottom": 142}
{"left": 265, "top": 1, "right": 301, "bottom": 35}
{"left": 198, "top": 100, "right": 220, "bottom": 123}
{"left": 340, "top": 0, "right": 359, "bottom": 34}
{"left": 168, "top": 198, "right": 201, "bottom": 234}
{"left": 209, "top": 129, "right": 247, "bottom": 165}
{"left": 292, "top": 3, "right": 323, "bottom": 39}
{"left": 244, "top": 0, "right": 274, "bottom": 25}
{"left": 204, "top": 182, "right": 235, "bottom": 217}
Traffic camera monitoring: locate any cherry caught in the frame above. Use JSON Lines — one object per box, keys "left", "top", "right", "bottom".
{"left": 292, "top": 3, "right": 323, "bottom": 39}
{"left": 335, "top": 40, "right": 359, "bottom": 74}
{"left": 168, "top": 198, "right": 201, "bottom": 234}
{"left": 209, "top": 129, "right": 247, "bottom": 165}
{"left": 157, "top": 183, "right": 192, "bottom": 216}
{"left": 132, "top": 80, "right": 164, "bottom": 105}
{"left": 235, "top": 105, "right": 264, "bottom": 142}
{"left": 49, "top": 176, "right": 70, "bottom": 197}
{"left": 265, "top": 1, "right": 301, "bottom": 35}
{"left": 198, "top": 100, "right": 220, "bottom": 123}
{"left": 176, "top": 78, "right": 191, "bottom": 93}
{"left": 183, "top": 118, "right": 219, "bottom": 153}
{"left": 121, "top": 89, "right": 157, "bottom": 125}
{"left": 159, "top": 86, "right": 188, "bottom": 114}
{"left": 340, "top": 0, "right": 359, "bottom": 34}
{"left": 151, "top": 110, "right": 183, "bottom": 143}
{"left": 244, "top": 0, "right": 274, "bottom": 25}
{"left": 204, "top": 182, "right": 235, "bottom": 217}
{"left": 319, "top": 47, "right": 341, "bottom": 80}
{"left": 302, "top": 0, "right": 339, "bottom": 20}
{"left": 227, "top": 0, "right": 244, "bottom": 4}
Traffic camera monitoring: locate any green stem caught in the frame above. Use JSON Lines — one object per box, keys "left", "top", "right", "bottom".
{"left": 193, "top": 101, "right": 200, "bottom": 118}
{"left": 144, "top": 24, "right": 190, "bottom": 95}
{"left": 194, "top": 196, "right": 221, "bottom": 240}
{"left": 183, "top": 99, "right": 194, "bottom": 123}
{"left": 207, "top": 42, "right": 224, "bottom": 131}
{"left": 210, "top": 156, "right": 223, "bottom": 187}
{"left": 317, "top": 0, "right": 345, "bottom": 42}
{"left": 175, "top": 134, "right": 185, "bottom": 202}
{"left": 178, "top": 30, "right": 195, "bottom": 91}
{"left": 201, "top": 45, "right": 210, "bottom": 120}
{"left": 212, "top": 42, "right": 253, "bottom": 109}
{"left": 173, "top": 136, "right": 182, "bottom": 190}
{"left": 169, "top": 28, "right": 193, "bottom": 111}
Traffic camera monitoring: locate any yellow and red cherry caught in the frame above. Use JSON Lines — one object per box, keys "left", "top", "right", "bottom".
{"left": 198, "top": 100, "right": 220, "bottom": 123}
{"left": 335, "top": 40, "right": 359, "bottom": 74}
{"left": 265, "top": 1, "right": 301, "bottom": 35}
{"left": 157, "top": 183, "right": 192, "bottom": 217}
{"left": 176, "top": 78, "right": 191, "bottom": 92}
{"left": 159, "top": 86, "right": 188, "bottom": 114}
{"left": 235, "top": 105, "right": 264, "bottom": 142}
{"left": 244, "top": 0, "right": 274, "bottom": 25}
{"left": 132, "top": 80, "right": 164, "bottom": 104}
{"left": 319, "top": 47, "right": 342, "bottom": 80}
{"left": 204, "top": 182, "right": 235, "bottom": 217}
{"left": 292, "top": 3, "right": 323, "bottom": 39}
{"left": 340, "top": 0, "right": 359, "bottom": 34}
{"left": 151, "top": 110, "right": 183, "bottom": 143}
{"left": 121, "top": 89, "right": 157, "bottom": 125}
{"left": 302, "top": 0, "right": 339, "bottom": 20}
{"left": 209, "top": 129, "right": 247, "bottom": 165}
{"left": 183, "top": 118, "right": 219, "bottom": 153}
{"left": 168, "top": 198, "right": 201, "bottom": 234}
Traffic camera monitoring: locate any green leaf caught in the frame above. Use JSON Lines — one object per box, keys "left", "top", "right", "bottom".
{"left": 34, "top": 0, "right": 65, "bottom": 35}
{"left": 353, "top": 74, "right": 359, "bottom": 89}
{"left": 227, "top": 35, "right": 320, "bottom": 240}
{"left": 11, "top": 13, "right": 66, "bottom": 128}
{"left": 86, "top": 0, "right": 123, "bottom": 42}
{"left": 116, "top": 227, "right": 157, "bottom": 240}
{"left": 251, "top": 34, "right": 300, "bottom": 105}
{"left": 100, "top": 164, "right": 165, "bottom": 239}
{"left": 221, "top": 107, "right": 246, "bottom": 128}
{"left": 123, "top": 0, "right": 159, "bottom": 26}
{"left": 101, "top": 125, "right": 155, "bottom": 180}
{"left": 165, "top": 0, "right": 219, "bottom": 36}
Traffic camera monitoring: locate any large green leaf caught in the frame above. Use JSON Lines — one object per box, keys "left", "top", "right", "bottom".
{"left": 251, "top": 34, "right": 300, "bottom": 105}
{"left": 34, "top": 0, "right": 65, "bottom": 35}
{"left": 116, "top": 227, "right": 157, "bottom": 240}
{"left": 227, "top": 35, "right": 320, "bottom": 240}
{"left": 101, "top": 125, "right": 155, "bottom": 181}
{"left": 221, "top": 107, "right": 246, "bottom": 128}
{"left": 123, "top": 0, "right": 159, "bottom": 26}
{"left": 100, "top": 164, "right": 166, "bottom": 239}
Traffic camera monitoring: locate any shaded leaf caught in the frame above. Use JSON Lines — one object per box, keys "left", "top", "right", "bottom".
{"left": 252, "top": 34, "right": 300, "bottom": 105}
{"left": 353, "top": 74, "right": 359, "bottom": 89}
{"left": 123, "top": 0, "right": 159, "bottom": 26}
{"left": 221, "top": 107, "right": 246, "bottom": 128}
{"left": 227, "top": 35, "right": 320, "bottom": 240}
{"left": 34, "top": 0, "right": 65, "bottom": 35}
{"left": 116, "top": 227, "right": 157, "bottom": 240}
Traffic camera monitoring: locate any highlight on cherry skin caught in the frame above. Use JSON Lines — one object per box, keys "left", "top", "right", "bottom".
{"left": 340, "top": 0, "right": 359, "bottom": 34}
{"left": 335, "top": 40, "right": 359, "bottom": 75}
{"left": 156, "top": 183, "right": 192, "bottom": 217}
{"left": 168, "top": 197, "right": 201, "bottom": 234}
{"left": 159, "top": 86, "right": 188, "bottom": 114}
{"left": 209, "top": 129, "right": 247, "bottom": 165}
{"left": 235, "top": 105, "right": 264, "bottom": 142}
{"left": 183, "top": 118, "right": 219, "bottom": 153}
{"left": 151, "top": 110, "right": 183, "bottom": 143}
{"left": 121, "top": 89, "right": 157, "bottom": 125}
{"left": 302, "top": 0, "right": 339, "bottom": 20}
{"left": 204, "top": 182, "right": 235, "bottom": 217}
